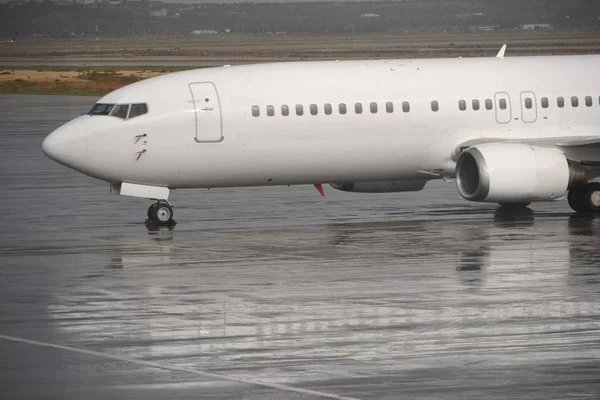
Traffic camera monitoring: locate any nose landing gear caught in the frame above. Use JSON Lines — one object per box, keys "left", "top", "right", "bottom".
{"left": 146, "top": 201, "right": 176, "bottom": 225}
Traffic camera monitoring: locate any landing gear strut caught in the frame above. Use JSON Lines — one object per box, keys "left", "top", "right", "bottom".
{"left": 146, "top": 201, "right": 175, "bottom": 225}
{"left": 568, "top": 182, "right": 600, "bottom": 214}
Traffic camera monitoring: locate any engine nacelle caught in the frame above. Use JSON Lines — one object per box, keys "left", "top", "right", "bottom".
{"left": 330, "top": 180, "right": 427, "bottom": 193}
{"left": 455, "top": 143, "right": 571, "bottom": 203}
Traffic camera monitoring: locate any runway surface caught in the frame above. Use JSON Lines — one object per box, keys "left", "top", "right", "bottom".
{"left": 1, "top": 94, "right": 599, "bottom": 399}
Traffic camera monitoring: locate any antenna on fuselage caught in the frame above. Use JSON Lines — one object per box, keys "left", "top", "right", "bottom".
{"left": 496, "top": 44, "right": 507, "bottom": 59}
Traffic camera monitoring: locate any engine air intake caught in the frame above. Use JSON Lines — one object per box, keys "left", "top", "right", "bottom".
{"left": 455, "top": 143, "right": 572, "bottom": 203}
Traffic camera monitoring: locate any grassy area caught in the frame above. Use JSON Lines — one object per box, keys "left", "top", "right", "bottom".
{"left": 0, "top": 66, "right": 199, "bottom": 96}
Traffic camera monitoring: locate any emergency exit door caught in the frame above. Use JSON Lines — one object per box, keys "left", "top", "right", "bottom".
{"left": 494, "top": 92, "right": 512, "bottom": 124}
{"left": 189, "top": 82, "right": 223, "bottom": 143}
{"left": 520, "top": 91, "right": 537, "bottom": 123}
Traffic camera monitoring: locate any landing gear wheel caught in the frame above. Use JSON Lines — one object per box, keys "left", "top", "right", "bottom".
{"left": 568, "top": 188, "right": 586, "bottom": 213}
{"left": 147, "top": 202, "right": 174, "bottom": 224}
{"left": 147, "top": 203, "right": 159, "bottom": 219}
{"left": 572, "top": 182, "right": 600, "bottom": 214}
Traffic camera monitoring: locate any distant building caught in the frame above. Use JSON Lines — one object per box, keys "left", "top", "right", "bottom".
{"left": 468, "top": 25, "right": 498, "bottom": 32}
{"left": 360, "top": 13, "right": 380, "bottom": 18}
{"left": 519, "top": 23, "right": 553, "bottom": 30}
{"left": 192, "top": 30, "right": 218, "bottom": 35}
{"left": 76, "top": 0, "right": 95, "bottom": 5}
{"left": 456, "top": 12, "right": 484, "bottom": 18}
{"left": 149, "top": 9, "right": 168, "bottom": 17}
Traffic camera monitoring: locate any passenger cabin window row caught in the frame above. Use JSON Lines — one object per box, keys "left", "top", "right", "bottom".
{"left": 88, "top": 103, "right": 148, "bottom": 120}
{"left": 251, "top": 101, "right": 409, "bottom": 117}
{"left": 541, "top": 95, "right": 599, "bottom": 109}
{"left": 252, "top": 95, "right": 600, "bottom": 117}
{"left": 458, "top": 98, "right": 494, "bottom": 111}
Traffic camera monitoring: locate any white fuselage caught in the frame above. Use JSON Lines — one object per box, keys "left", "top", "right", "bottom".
{"left": 42, "top": 56, "right": 600, "bottom": 196}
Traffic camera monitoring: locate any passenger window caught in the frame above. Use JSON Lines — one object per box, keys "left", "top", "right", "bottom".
{"left": 129, "top": 103, "right": 148, "bottom": 118}
{"left": 324, "top": 103, "right": 332, "bottom": 115}
{"left": 370, "top": 102, "right": 378, "bottom": 114}
{"left": 485, "top": 99, "right": 493, "bottom": 110}
{"left": 585, "top": 96, "right": 592, "bottom": 107}
{"left": 499, "top": 99, "right": 507, "bottom": 110}
{"left": 386, "top": 102, "right": 394, "bottom": 113}
{"left": 431, "top": 101, "right": 439, "bottom": 112}
{"left": 251, "top": 106, "right": 260, "bottom": 117}
{"left": 111, "top": 104, "right": 129, "bottom": 119}
{"left": 472, "top": 99, "right": 480, "bottom": 111}
{"left": 402, "top": 101, "right": 410, "bottom": 113}
{"left": 525, "top": 98, "right": 533, "bottom": 109}
{"left": 557, "top": 97, "right": 564, "bottom": 108}
{"left": 281, "top": 105, "right": 289, "bottom": 116}
{"left": 310, "top": 104, "right": 318, "bottom": 115}
{"left": 89, "top": 103, "right": 115, "bottom": 116}
{"left": 339, "top": 103, "right": 347, "bottom": 115}
{"left": 355, "top": 103, "right": 363, "bottom": 114}
{"left": 459, "top": 100, "right": 466, "bottom": 111}
{"left": 295, "top": 104, "right": 304, "bottom": 116}
{"left": 571, "top": 96, "right": 579, "bottom": 107}
{"left": 266, "top": 105, "right": 275, "bottom": 117}
{"left": 541, "top": 97, "right": 549, "bottom": 108}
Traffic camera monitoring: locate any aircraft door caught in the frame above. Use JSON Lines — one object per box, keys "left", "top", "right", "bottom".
{"left": 189, "top": 82, "right": 223, "bottom": 143}
{"left": 494, "top": 92, "right": 512, "bottom": 124}
{"left": 520, "top": 91, "right": 537, "bottom": 123}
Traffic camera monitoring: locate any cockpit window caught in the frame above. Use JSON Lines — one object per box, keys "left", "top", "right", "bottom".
{"left": 89, "top": 103, "right": 148, "bottom": 119}
{"left": 89, "top": 103, "right": 115, "bottom": 116}
{"left": 129, "top": 103, "right": 148, "bottom": 119}
{"left": 111, "top": 104, "right": 130, "bottom": 119}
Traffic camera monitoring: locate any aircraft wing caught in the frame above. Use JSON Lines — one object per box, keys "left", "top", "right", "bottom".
{"left": 455, "top": 135, "right": 600, "bottom": 163}
{"left": 556, "top": 136, "right": 600, "bottom": 147}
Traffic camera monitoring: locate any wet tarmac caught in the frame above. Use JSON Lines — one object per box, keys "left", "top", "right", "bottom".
{"left": 1, "top": 94, "right": 600, "bottom": 399}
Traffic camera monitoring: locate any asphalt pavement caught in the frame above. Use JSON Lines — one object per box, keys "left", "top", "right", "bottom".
{"left": 0, "top": 94, "right": 599, "bottom": 399}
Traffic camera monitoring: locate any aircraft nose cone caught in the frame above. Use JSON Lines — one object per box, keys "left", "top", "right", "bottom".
{"left": 42, "top": 117, "right": 87, "bottom": 168}
{"left": 41, "top": 132, "right": 61, "bottom": 161}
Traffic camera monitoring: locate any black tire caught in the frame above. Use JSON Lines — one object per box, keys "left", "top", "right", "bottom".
{"left": 147, "top": 203, "right": 159, "bottom": 219}
{"left": 568, "top": 188, "right": 585, "bottom": 213}
{"left": 150, "top": 203, "right": 173, "bottom": 224}
{"left": 578, "top": 182, "right": 600, "bottom": 214}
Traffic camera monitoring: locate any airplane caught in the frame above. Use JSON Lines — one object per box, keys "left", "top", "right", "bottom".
{"left": 0, "top": 30, "right": 19, "bottom": 44}
{"left": 42, "top": 47, "right": 600, "bottom": 225}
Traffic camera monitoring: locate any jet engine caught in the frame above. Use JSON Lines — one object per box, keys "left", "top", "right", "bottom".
{"left": 330, "top": 180, "right": 427, "bottom": 193}
{"left": 455, "top": 143, "right": 583, "bottom": 203}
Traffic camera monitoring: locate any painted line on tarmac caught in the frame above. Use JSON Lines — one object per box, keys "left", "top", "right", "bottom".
{"left": 0, "top": 333, "right": 361, "bottom": 400}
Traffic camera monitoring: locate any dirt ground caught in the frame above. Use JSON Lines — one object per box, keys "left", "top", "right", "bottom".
{"left": 0, "top": 68, "right": 171, "bottom": 95}
{"left": 0, "top": 69, "right": 162, "bottom": 82}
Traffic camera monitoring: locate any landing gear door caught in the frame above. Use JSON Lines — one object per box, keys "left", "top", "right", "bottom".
{"left": 494, "top": 92, "right": 512, "bottom": 124}
{"left": 189, "top": 82, "right": 223, "bottom": 143}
